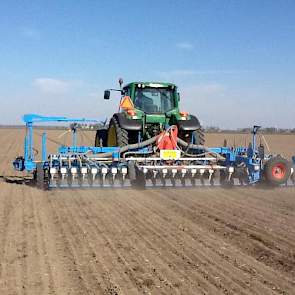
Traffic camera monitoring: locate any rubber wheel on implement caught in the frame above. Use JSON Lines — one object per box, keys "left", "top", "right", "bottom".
{"left": 107, "top": 117, "right": 129, "bottom": 147}
{"left": 264, "top": 156, "right": 291, "bottom": 186}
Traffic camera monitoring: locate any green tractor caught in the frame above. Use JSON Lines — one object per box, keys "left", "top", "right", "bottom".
{"left": 95, "top": 80, "right": 205, "bottom": 147}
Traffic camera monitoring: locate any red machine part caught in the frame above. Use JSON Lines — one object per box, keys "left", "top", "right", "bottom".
{"left": 264, "top": 156, "right": 291, "bottom": 185}
{"left": 157, "top": 126, "right": 178, "bottom": 150}
{"left": 271, "top": 163, "right": 287, "bottom": 180}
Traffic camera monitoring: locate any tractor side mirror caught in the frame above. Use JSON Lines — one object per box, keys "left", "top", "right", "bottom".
{"left": 104, "top": 90, "right": 110, "bottom": 100}
{"left": 177, "top": 92, "right": 180, "bottom": 101}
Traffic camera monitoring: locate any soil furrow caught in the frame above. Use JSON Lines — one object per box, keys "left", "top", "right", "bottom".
{"left": 87, "top": 191, "right": 262, "bottom": 295}
{"left": 117, "top": 190, "right": 290, "bottom": 294}
{"left": 164, "top": 188, "right": 295, "bottom": 278}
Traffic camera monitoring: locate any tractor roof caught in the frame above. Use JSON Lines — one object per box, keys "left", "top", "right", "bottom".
{"left": 124, "top": 82, "right": 177, "bottom": 88}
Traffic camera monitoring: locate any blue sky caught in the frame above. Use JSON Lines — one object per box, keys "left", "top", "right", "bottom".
{"left": 0, "top": 0, "right": 294, "bottom": 127}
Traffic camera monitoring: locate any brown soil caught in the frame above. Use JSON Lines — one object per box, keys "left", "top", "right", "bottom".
{"left": 0, "top": 129, "right": 295, "bottom": 295}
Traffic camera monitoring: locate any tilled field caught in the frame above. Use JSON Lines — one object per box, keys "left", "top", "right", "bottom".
{"left": 0, "top": 129, "right": 295, "bottom": 295}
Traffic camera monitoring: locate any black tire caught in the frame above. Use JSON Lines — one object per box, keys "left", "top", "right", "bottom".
{"left": 192, "top": 128, "right": 205, "bottom": 145}
{"left": 35, "top": 163, "right": 49, "bottom": 190}
{"left": 264, "top": 156, "right": 291, "bottom": 186}
{"left": 107, "top": 117, "right": 129, "bottom": 147}
{"left": 95, "top": 129, "right": 107, "bottom": 147}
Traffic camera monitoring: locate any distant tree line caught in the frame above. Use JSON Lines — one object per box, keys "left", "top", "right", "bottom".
{"left": 0, "top": 124, "right": 295, "bottom": 134}
{"left": 204, "top": 126, "right": 295, "bottom": 134}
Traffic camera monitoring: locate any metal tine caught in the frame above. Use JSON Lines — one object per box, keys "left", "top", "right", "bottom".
{"left": 199, "top": 169, "right": 205, "bottom": 186}
{"left": 151, "top": 170, "right": 158, "bottom": 186}
{"left": 233, "top": 178, "right": 241, "bottom": 186}
{"left": 108, "top": 167, "right": 118, "bottom": 186}
{"left": 171, "top": 174, "right": 177, "bottom": 187}
{"left": 67, "top": 170, "right": 73, "bottom": 187}
{"left": 88, "top": 166, "right": 97, "bottom": 186}
{"left": 120, "top": 166, "right": 128, "bottom": 186}
{"left": 56, "top": 170, "right": 63, "bottom": 188}
{"left": 190, "top": 177, "right": 196, "bottom": 186}
{"left": 160, "top": 169, "right": 167, "bottom": 186}
{"left": 81, "top": 166, "right": 88, "bottom": 181}
{"left": 228, "top": 167, "right": 234, "bottom": 182}
{"left": 100, "top": 166, "right": 108, "bottom": 187}
{"left": 208, "top": 169, "right": 215, "bottom": 186}
{"left": 213, "top": 170, "right": 221, "bottom": 186}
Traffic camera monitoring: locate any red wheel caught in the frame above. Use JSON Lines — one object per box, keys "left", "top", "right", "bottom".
{"left": 265, "top": 157, "right": 291, "bottom": 186}
{"left": 271, "top": 163, "right": 286, "bottom": 180}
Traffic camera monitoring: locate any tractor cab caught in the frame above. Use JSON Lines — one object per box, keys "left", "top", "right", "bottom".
{"left": 123, "top": 82, "right": 178, "bottom": 115}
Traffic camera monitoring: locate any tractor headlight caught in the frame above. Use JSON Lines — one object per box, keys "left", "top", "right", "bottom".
{"left": 179, "top": 111, "right": 188, "bottom": 120}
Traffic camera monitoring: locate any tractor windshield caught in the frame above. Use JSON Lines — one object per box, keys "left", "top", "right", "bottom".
{"left": 134, "top": 87, "right": 175, "bottom": 113}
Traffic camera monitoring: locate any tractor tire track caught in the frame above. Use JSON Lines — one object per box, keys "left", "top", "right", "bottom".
{"left": 84, "top": 190, "right": 272, "bottom": 295}
{"left": 110, "top": 190, "right": 292, "bottom": 294}
{"left": 72, "top": 190, "right": 214, "bottom": 294}
{"left": 163, "top": 188, "right": 295, "bottom": 278}
{"left": 147, "top": 188, "right": 295, "bottom": 280}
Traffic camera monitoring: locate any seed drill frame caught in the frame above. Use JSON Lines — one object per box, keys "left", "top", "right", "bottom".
{"left": 13, "top": 114, "right": 294, "bottom": 189}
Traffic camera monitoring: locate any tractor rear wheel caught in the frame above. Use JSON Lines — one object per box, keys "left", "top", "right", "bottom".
{"left": 107, "top": 117, "right": 129, "bottom": 147}
{"left": 192, "top": 128, "right": 205, "bottom": 145}
{"left": 264, "top": 156, "right": 291, "bottom": 186}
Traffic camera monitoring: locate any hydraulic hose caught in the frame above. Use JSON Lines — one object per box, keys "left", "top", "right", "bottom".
{"left": 177, "top": 138, "right": 225, "bottom": 160}
{"left": 93, "top": 135, "right": 158, "bottom": 158}
{"left": 90, "top": 134, "right": 224, "bottom": 161}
